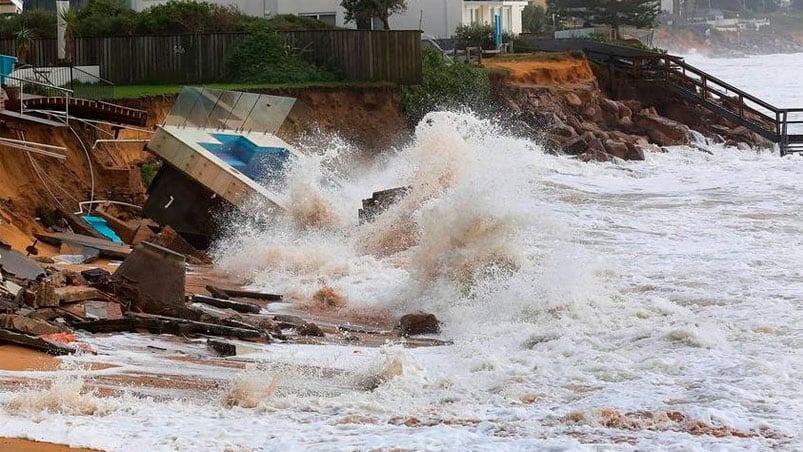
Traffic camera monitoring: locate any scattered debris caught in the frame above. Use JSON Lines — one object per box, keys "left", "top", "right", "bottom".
{"left": 398, "top": 312, "right": 441, "bottom": 336}
{"left": 74, "top": 312, "right": 263, "bottom": 339}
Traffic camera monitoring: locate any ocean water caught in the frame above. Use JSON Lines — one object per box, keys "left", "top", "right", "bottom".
{"left": 2, "top": 54, "right": 803, "bottom": 451}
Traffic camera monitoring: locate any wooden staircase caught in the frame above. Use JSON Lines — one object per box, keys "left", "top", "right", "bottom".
{"left": 522, "top": 39, "right": 803, "bottom": 156}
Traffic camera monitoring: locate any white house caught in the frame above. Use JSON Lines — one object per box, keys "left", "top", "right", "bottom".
{"left": 382, "top": 0, "right": 528, "bottom": 37}
{"left": 129, "top": 0, "right": 527, "bottom": 38}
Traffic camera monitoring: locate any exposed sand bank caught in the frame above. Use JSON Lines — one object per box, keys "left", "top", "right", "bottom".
{"left": 484, "top": 55, "right": 596, "bottom": 87}
{"left": 0, "top": 438, "right": 101, "bottom": 452}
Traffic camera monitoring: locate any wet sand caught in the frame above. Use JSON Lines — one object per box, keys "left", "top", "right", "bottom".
{"left": 0, "top": 345, "right": 62, "bottom": 371}
{"left": 0, "top": 438, "right": 101, "bottom": 452}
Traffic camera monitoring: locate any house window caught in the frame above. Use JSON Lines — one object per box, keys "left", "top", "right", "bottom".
{"left": 300, "top": 12, "right": 337, "bottom": 27}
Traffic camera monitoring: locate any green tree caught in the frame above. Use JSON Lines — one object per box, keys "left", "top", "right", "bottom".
{"left": 75, "top": 0, "right": 137, "bottom": 36}
{"left": 59, "top": 7, "right": 78, "bottom": 63}
{"left": 340, "top": 0, "right": 407, "bottom": 30}
{"left": 522, "top": 4, "right": 547, "bottom": 33}
{"left": 548, "top": 0, "right": 660, "bottom": 38}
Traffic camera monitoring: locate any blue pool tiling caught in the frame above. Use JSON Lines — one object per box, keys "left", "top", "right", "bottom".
{"left": 82, "top": 215, "right": 124, "bottom": 244}
{"left": 200, "top": 133, "right": 290, "bottom": 181}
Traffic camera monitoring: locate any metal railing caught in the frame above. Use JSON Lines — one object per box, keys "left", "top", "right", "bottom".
{"left": 613, "top": 53, "right": 803, "bottom": 155}
{"left": 9, "top": 64, "right": 114, "bottom": 100}
{"left": 4, "top": 72, "right": 73, "bottom": 124}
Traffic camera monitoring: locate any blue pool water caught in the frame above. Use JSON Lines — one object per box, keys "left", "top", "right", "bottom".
{"left": 82, "top": 215, "right": 124, "bottom": 244}
{"left": 200, "top": 134, "right": 289, "bottom": 181}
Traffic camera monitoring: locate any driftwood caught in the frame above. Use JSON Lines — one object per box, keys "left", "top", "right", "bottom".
{"left": 206, "top": 285, "right": 282, "bottom": 301}
{"left": 73, "top": 312, "right": 262, "bottom": 339}
{"left": 191, "top": 295, "right": 261, "bottom": 314}
{"left": 0, "top": 328, "right": 75, "bottom": 355}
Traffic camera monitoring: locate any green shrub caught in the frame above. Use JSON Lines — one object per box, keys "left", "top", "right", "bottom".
{"left": 224, "top": 31, "right": 337, "bottom": 84}
{"left": 0, "top": 9, "right": 57, "bottom": 39}
{"left": 401, "top": 47, "right": 491, "bottom": 127}
{"left": 455, "top": 23, "right": 495, "bottom": 50}
{"left": 568, "top": 49, "right": 584, "bottom": 59}
{"left": 139, "top": 159, "right": 161, "bottom": 186}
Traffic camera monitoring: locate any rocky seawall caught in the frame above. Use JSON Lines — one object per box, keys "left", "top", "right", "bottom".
{"left": 487, "top": 55, "right": 772, "bottom": 162}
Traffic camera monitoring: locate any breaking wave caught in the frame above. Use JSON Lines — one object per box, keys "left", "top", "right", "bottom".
{"left": 213, "top": 111, "right": 604, "bottom": 331}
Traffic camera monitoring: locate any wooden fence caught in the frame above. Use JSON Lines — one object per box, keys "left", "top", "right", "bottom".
{"left": 0, "top": 30, "right": 422, "bottom": 85}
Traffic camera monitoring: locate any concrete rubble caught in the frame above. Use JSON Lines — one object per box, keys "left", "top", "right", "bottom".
{"left": 1, "top": 215, "right": 448, "bottom": 355}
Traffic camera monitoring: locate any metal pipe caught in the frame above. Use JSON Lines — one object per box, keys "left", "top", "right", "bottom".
{"left": 0, "top": 142, "right": 67, "bottom": 160}
{"left": 75, "top": 200, "right": 142, "bottom": 215}
{"left": 0, "top": 137, "right": 68, "bottom": 151}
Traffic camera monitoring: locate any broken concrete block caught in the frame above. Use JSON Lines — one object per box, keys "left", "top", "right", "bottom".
{"left": 111, "top": 241, "right": 187, "bottom": 317}
{"left": 398, "top": 312, "right": 441, "bottom": 336}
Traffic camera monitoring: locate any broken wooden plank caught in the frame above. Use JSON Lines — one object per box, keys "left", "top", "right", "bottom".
{"left": 191, "top": 295, "right": 261, "bottom": 314}
{"left": 0, "top": 328, "right": 75, "bottom": 355}
{"left": 55, "top": 286, "right": 99, "bottom": 303}
{"left": 34, "top": 232, "right": 131, "bottom": 259}
{"left": 206, "top": 285, "right": 282, "bottom": 301}
{"left": 73, "top": 312, "right": 262, "bottom": 338}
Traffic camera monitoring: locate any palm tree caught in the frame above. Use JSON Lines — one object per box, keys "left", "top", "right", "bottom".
{"left": 59, "top": 7, "right": 79, "bottom": 64}
{"left": 15, "top": 26, "right": 34, "bottom": 65}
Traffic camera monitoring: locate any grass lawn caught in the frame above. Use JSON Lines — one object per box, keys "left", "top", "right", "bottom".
{"left": 112, "top": 81, "right": 395, "bottom": 99}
